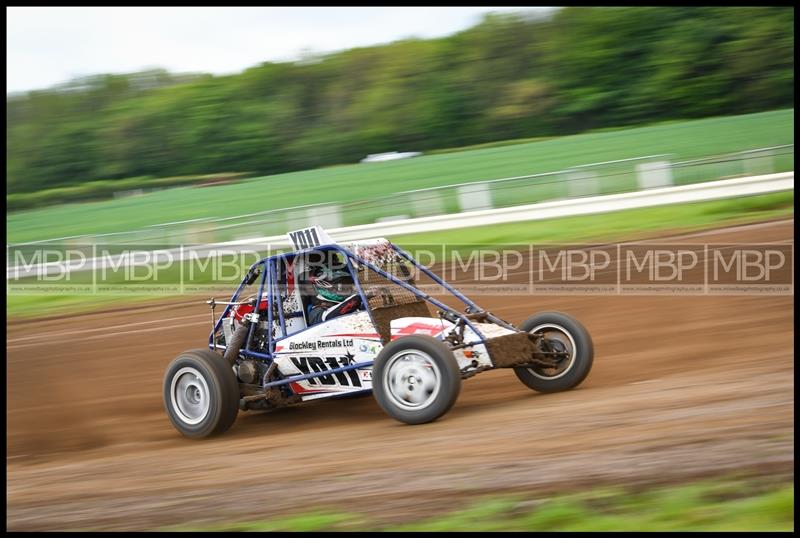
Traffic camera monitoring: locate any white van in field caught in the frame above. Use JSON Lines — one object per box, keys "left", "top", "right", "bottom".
{"left": 360, "top": 151, "right": 422, "bottom": 163}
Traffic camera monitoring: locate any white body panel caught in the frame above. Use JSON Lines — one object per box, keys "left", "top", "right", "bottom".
{"left": 272, "top": 312, "right": 512, "bottom": 401}
{"left": 273, "top": 311, "right": 380, "bottom": 398}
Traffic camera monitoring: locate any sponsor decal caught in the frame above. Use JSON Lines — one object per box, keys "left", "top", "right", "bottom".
{"left": 288, "top": 338, "right": 355, "bottom": 352}
{"left": 289, "top": 351, "right": 362, "bottom": 387}
{"left": 358, "top": 342, "right": 379, "bottom": 354}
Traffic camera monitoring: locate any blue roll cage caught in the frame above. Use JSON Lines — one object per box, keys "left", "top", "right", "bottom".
{"left": 208, "top": 242, "right": 517, "bottom": 391}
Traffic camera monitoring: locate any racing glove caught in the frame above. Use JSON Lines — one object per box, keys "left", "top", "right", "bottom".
{"left": 321, "top": 293, "right": 363, "bottom": 321}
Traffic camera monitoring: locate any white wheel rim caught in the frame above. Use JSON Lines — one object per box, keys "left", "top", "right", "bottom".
{"left": 527, "top": 323, "right": 577, "bottom": 380}
{"left": 170, "top": 366, "right": 211, "bottom": 425}
{"left": 383, "top": 350, "right": 441, "bottom": 411}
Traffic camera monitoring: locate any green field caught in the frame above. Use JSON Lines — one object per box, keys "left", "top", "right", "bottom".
{"left": 7, "top": 190, "right": 794, "bottom": 319}
{"left": 6, "top": 108, "right": 794, "bottom": 244}
{"left": 164, "top": 476, "right": 793, "bottom": 532}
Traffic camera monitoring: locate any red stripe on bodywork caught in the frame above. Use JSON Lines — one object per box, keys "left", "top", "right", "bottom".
{"left": 289, "top": 381, "right": 327, "bottom": 395}
{"left": 393, "top": 322, "right": 444, "bottom": 336}
{"left": 328, "top": 333, "right": 381, "bottom": 339}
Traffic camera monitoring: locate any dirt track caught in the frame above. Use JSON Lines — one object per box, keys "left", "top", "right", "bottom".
{"left": 6, "top": 220, "right": 795, "bottom": 531}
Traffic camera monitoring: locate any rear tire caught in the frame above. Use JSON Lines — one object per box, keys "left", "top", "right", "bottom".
{"left": 513, "top": 311, "right": 593, "bottom": 393}
{"left": 372, "top": 335, "right": 461, "bottom": 425}
{"left": 163, "top": 349, "right": 240, "bottom": 438}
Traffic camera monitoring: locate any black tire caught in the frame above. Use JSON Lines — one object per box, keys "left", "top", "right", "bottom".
{"left": 513, "top": 311, "right": 594, "bottom": 393}
{"left": 372, "top": 335, "right": 461, "bottom": 425}
{"left": 163, "top": 349, "right": 240, "bottom": 438}
{"left": 223, "top": 320, "right": 250, "bottom": 365}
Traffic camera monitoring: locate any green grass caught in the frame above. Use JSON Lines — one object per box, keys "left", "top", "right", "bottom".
{"left": 6, "top": 172, "right": 250, "bottom": 212}
{"left": 4, "top": 294, "right": 171, "bottom": 320}
{"left": 6, "top": 190, "right": 793, "bottom": 319}
{"left": 6, "top": 108, "right": 793, "bottom": 244}
{"left": 164, "top": 476, "right": 794, "bottom": 531}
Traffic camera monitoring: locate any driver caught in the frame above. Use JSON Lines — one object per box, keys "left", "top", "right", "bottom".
{"left": 308, "top": 267, "right": 363, "bottom": 324}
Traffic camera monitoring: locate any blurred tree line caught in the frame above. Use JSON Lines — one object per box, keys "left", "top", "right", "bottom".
{"left": 6, "top": 7, "right": 793, "bottom": 194}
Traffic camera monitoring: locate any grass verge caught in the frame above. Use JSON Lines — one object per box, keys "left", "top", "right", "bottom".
{"left": 393, "top": 190, "right": 795, "bottom": 247}
{"left": 164, "top": 475, "right": 794, "bottom": 531}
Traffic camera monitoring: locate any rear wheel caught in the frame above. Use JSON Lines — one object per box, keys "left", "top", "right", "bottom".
{"left": 514, "top": 312, "right": 593, "bottom": 393}
{"left": 163, "top": 349, "right": 240, "bottom": 438}
{"left": 372, "top": 335, "right": 461, "bottom": 425}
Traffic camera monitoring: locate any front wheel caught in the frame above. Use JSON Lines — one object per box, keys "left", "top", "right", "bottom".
{"left": 163, "top": 349, "right": 240, "bottom": 438}
{"left": 372, "top": 335, "right": 461, "bottom": 425}
{"left": 514, "top": 311, "right": 594, "bottom": 393}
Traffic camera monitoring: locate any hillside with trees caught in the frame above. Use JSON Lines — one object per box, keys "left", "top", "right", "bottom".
{"left": 6, "top": 7, "right": 793, "bottom": 195}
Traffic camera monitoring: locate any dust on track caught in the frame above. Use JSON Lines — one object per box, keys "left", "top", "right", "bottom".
{"left": 6, "top": 220, "right": 795, "bottom": 531}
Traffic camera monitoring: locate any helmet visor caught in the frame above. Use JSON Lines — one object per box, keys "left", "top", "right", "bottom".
{"left": 315, "top": 270, "right": 355, "bottom": 301}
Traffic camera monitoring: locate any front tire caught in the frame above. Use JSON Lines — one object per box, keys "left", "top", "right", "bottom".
{"left": 163, "top": 349, "right": 240, "bottom": 438}
{"left": 514, "top": 311, "right": 594, "bottom": 393}
{"left": 372, "top": 335, "right": 461, "bottom": 425}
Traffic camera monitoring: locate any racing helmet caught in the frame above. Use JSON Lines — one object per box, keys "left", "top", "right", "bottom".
{"left": 313, "top": 268, "right": 355, "bottom": 303}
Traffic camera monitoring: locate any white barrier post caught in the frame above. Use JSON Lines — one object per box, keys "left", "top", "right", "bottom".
{"left": 744, "top": 149, "right": 774, "bottom": 176}
{"left": 285, "top": 209, "right": 306, "bottom": 236}
{"left": 567, "top": 170, "right": 599, "bottom": 197}
{"left": 306, "top": 204, "right": 342, "bottom": 229}
{"left": 457, "top": 182, "right": 493, "bottom": 212}
{"left": 410, "top": 190, "right": 445, "bottom": 217}
{"left": 636, "top": 161, "right": 673, "bottom": 189}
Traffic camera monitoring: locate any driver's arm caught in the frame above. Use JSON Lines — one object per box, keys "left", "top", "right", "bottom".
{"left": 308, "top": 304, "right": 326, "bottom": 324}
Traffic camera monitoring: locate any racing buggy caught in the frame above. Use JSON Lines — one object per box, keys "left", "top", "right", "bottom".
{"left": 163, "top": 226, "right": 594, "bottom": 438}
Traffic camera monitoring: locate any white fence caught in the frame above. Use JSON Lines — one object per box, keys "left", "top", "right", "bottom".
{"left": 9, "top": 144, "right": 794, "bottom": 248}
{"left": 7, "top": 172, "right": 794, "bottom": 280}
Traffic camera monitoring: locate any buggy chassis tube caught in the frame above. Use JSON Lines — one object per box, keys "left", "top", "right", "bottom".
{"left": 344, "top": 247, "right": 488, "bottom": 341}
{"left": 261, "top": 360, "right": 374, "bottom": 388}
{"left": 249, "top": 259, "right": 270, "bottom": 353}
{"left": 391, "top": 245, "right": 517, "bottom": 332}
{"left": 209, "top": 261, "right": 262, "bottom": 348}
{"left": 267, "top": 258, "right": 287, "bottom": 338}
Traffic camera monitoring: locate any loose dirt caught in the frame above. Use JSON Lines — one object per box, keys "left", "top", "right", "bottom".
{"left": 6, "top": 220, "right": 794, "bottom": 530}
